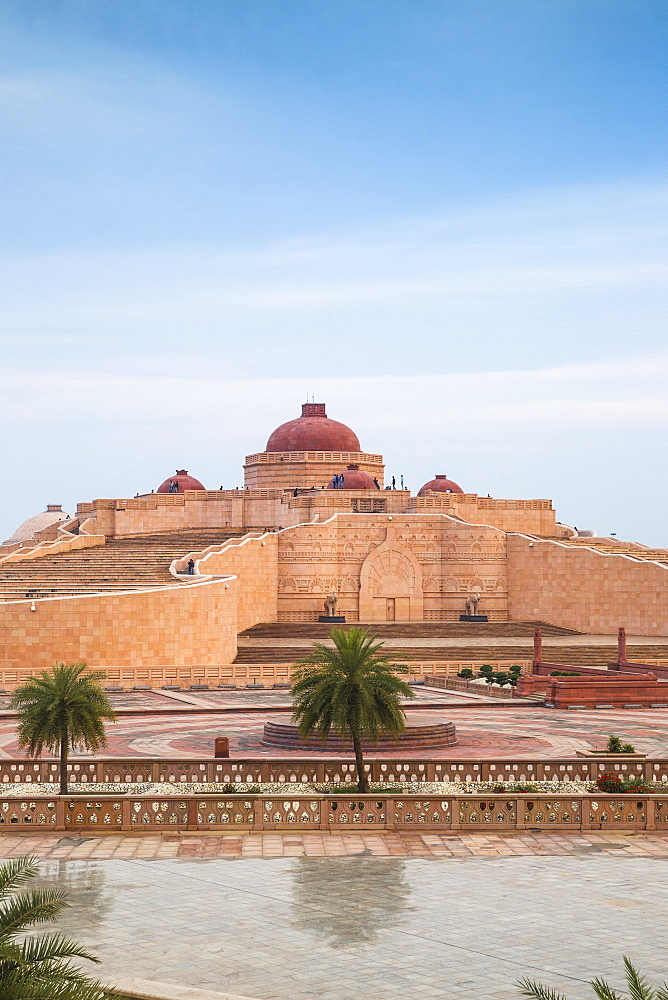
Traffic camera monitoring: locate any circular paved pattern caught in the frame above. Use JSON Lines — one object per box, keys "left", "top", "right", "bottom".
{"left": 2, "top": 702, "right": 668, "bottom": 758}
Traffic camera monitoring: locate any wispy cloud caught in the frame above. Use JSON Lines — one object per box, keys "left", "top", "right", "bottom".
{"left": 1, "top": 179, "right": 666, "bottom": 381}
{"left": 1, "top": 180, "right": 667, "bottom": 545}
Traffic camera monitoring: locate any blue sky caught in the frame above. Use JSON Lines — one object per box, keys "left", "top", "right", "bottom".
{"left": 1, "top": 0, "right": 667, "bottom": 543}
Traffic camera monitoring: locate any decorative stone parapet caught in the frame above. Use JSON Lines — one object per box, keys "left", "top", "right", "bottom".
{"left": 4, "top": 754, "right": 667, "bottom": 785}
{"left": 3, "top": 790, "right": 666, "bottom": 834}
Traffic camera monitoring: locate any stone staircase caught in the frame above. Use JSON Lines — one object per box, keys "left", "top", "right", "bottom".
{"left": 233, "top": 621, "right": 651, "bottom": 668}
{"left": 558, "top": 537, "right": 668, "bottom": 566}
{"left": 0, "top": 530, "right": 248, "bottom": 599}
{"left": 243, "top": 621, "right": 579, "bottom": 639}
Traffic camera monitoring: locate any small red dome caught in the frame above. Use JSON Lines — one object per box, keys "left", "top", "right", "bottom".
{"left": 327, "top": 464, "right": 377, "bottom": 490}
{"left": 157, "top": 469, "right": 206, "bottom": 494}
{"left": 266, "top": 403, "right": 361, "bottom": 452}
{"left": 418, "top": 474, "right": 464, "bottom": 495}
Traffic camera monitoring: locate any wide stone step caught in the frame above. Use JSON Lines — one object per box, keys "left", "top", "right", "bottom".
{"left": 0, "top": 530, "right": 246, "bottom": 596}
{"left": 233, "top": 643, "right": 668, "bottom": 665}
{"left": 240, "top": 621, "right": 580, "bottom": 639}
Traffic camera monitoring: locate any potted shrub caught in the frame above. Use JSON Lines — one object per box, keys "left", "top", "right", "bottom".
{"left": 577, "top": 734, "right": 647, "bottom": 760}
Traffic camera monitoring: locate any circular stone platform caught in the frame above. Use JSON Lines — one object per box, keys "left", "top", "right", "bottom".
{"left": 261, "top": 714, "right": 457, "bottom": 751}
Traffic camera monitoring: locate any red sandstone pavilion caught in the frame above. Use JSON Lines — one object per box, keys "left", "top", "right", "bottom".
{"left": 0, "top": 400, "right": 667, "bottom": 691}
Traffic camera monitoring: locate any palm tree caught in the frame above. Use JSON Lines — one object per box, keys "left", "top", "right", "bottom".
{"left": 517, "top": 956, "right": 668, "bottom": 1000}
{"left": 291, "top": 627, "right": 414, "bottom": 793}
{"left": 0, "top": 855, "right": 113, "bottom": 999}
{"left": 11, "top": 663, "right": 117, "bottom": 795}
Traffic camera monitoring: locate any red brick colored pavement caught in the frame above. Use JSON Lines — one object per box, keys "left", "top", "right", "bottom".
{"left": 2, "top": 831, "right": 668, "bottom": 859}
{"left": 1, "top": 704, "right": 668, "bottom": 758}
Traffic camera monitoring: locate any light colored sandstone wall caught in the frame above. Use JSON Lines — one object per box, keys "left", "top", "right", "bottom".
{"left": 77, "top": 492, "right": 288, "bottom": 537}
{"left": 75, "top": 485, "right": 562, "bottom": 540}
{"left": 507, "top": 535, "right": 668, "bottom": 635}
{"left": 244, "top": 450, "right": 384, "bottom": 489}
{"left": 196, "top": 533, "right": 279, "bottom": 633}
{"left": 0, "top": 578, "right": 238, "bottom": 672}
{"left": 282, "top": 491, "right": 408, "bottom": 526}
{"left": 277, "top": 514, "right": 508, "bottom": 622}
{"left": 409, "top": 495, "right": 558, "bottom": 536}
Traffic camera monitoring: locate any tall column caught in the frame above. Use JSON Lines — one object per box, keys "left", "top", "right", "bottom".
{"left": 533, "top": 626, "right": 543, "bottom": 669}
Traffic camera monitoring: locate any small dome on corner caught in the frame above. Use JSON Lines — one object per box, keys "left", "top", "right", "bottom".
{"left": 156, "top": 470, "right": 206, "bottom": 494}
{"left": 327, "top": 464, "right": 377, "bottom": 490}
{"left": 418, "top": 475, "right": 464, "bottom": 496}
{"left": 8, "top": 504, "right": 71, "bottom": 544}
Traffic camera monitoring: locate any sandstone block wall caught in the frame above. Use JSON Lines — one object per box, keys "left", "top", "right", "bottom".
{"left": 77, "top": 492, "right": 288, "bottom": 537}
{"left": 507, "top": 535, "right": 668, "bottom": 635}
{"left": 0, "top": 578, "right": 238, "bottom": 672}
{"left": 409, "top": 495, "right": 559, "bottom": 536}
{"left": 243, "top": 450, "right": 384, "bottom": 490}
{"left": 197, "top": 532, "right": 279, "bottom": 633}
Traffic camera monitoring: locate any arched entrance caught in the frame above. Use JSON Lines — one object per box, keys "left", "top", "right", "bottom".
{"left": 359, "top": 533, "right": 423, "bottom": 621}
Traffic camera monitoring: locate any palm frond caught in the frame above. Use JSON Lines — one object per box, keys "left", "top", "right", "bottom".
{"left": 515, "top": 977, "right": 568, "bottom": 1000}
{"left": 623, "top": 957, "right": 656, "bottom": 1000}
{"left": 0, "top": 966, "right": 114, "bottom": 1000}
{"left": 590, "top": 978, "right": 624, "bottom": 1000}
{"left": 0, "top": 858, "right": 40, "bottom": 900}
{"left": 0, "top": 888, "right": 69, "bottom": 936}
{"left": 0, "top": 857, "right": 106, "bottom": 999}
{"left": 19, "top": 932, "right": 100, "bottom": 966}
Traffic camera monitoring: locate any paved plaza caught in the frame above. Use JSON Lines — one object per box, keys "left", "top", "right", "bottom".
{"left": 20, "top": 852, "right": 668, "bottom": 999}
{"left": 1, "top": 703, "right": 668, "bottom": 758}
{"left": 4, "top": 830, "right": 668, "bottom": 859}
{"left": 2, "top": 693, "right": 666, "bottom": 997}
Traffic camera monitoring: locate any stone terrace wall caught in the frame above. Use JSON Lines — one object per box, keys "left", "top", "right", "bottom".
{"left": 196, "top": 532, "right": 279, "bottom": 633}
{"left": 408, "top": 495, "right": 560, "bottom": 536}
{"left": 507, "top": 535, "right": 668, "bottom": 635}
{"left": 78, "top": 492, "right": 287, "bottom": 537}
{"left": 0, "top": 578, "right": 238, "bottom": 672}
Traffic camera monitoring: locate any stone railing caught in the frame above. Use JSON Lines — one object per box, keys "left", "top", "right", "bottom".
{"left": 2, "top": 791, "right": 666, "bottom": 834}
{"left": 244, "top": 450, "right": 383, "bottom": 465}
{"left": 0, "top": 659, "right": 532, "bottom": 692}
{"left": 424, "top": 674, "right": 527, "bottom": 699}
{"left": 4, "top": 755, "right": 668, "bottom": 785}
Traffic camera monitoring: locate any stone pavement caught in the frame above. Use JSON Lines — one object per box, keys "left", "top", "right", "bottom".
{"left": 4, "top": 830, "right": 668, "bottom": 859}
{"left": 22, "top": 853, "right": 668, "bottom": 999}
{"left": 2, "top": 705, "right": 668, "bottom": 758}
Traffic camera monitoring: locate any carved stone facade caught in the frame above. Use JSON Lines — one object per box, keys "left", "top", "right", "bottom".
{"left": 276, "top": 515, "right": 507, "bottom": 622}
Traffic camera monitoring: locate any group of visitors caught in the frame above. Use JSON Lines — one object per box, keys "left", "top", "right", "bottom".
{"left": 291, "top": 474, "right": 405, "bottom": 492}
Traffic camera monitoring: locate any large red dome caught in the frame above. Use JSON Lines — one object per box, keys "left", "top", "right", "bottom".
{"left": 266, "top": 403, "right": 361, "bottom": 452}
{"left": 418, "top": 474, "right": 464, "bottom": 495}
{"left": 157, "top": 469, "right": 206, "bottom": 494}
{"left": 327, "top": 464, "right": 377, "bottom": 490}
